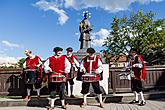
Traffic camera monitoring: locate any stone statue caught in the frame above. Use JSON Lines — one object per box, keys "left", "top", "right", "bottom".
{"left": 79, "top": 11, "right": 92, "bottom": 49}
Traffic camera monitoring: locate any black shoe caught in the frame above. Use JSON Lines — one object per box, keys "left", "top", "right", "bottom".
{"left": 80, "top": 103, "right": 87, "bottom": 108}
{"left": 70, "top": 95, "right": 76, "bottom": 98}
{"left": 62, "top": 105, "right": 67, "bottom": 109}
{"left": 99, "top": 103, "right": 104, "bottom": 108}
{"left": 139, "top": 101, "right": 146, "bottom": 106}
{"left": 46, "top": 106, "right": 54, "bottom": 110}
{"left": 129, "top": 100, "right": 139, "bottom": 104}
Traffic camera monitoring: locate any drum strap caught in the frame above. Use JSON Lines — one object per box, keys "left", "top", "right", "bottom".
{"left": 89, "top": 60, "right": 94, "bottom": 74}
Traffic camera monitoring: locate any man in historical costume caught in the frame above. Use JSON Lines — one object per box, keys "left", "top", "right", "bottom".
{"left": 128, "top": 48, "right": 147, "bottom": 106}
{"left": 44, "top": 47, "right": 71, "bottom": 110}
{"left": 79, "top": 11, "right": 92, "bottom": 49}
{"left": 79, "top": 48, "right": 104, "bottom": 108}
{"left": 65, "top": 47, "right": 80, "bottom": 98}
{"left": 23, "top": 50, "right": 43, "bottom": 101}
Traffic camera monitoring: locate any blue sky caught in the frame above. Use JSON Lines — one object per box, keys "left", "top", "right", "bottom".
{"left": 0, "top": 0, "right": 164, "bottom": 63}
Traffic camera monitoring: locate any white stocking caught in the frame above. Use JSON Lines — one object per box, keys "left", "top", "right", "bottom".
{"left": 139, "top": 91, "right": 145, "bottom": 102}
{"left": 50, "top": 98, "right": 55, "bottom": 108}
{"left": 61, "top": 100, "right": 65, "bottom": 106}
{"left": 133, "top": 91, "right": 138, "bottom": 101}
{"left": 36, "top": 88, "right": 41, "bottom": 96}
{"left": 27, "top": 89, "right": 31, "bottom": 96}
{"left": 97, "top": 94, "right": 103, "bottom": 103}
{"left": 83, "top": 94, "right": 87, "bottom": 104}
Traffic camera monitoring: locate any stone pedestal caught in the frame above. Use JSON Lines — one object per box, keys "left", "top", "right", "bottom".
{"left": 73, "top": 48, "right": 100, "bottom": 62}
{"left": 73, "top": 48, "right": 87, "bottom": 62}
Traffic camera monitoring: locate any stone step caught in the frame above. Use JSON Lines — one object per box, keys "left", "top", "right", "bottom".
{"left": 0, "top": 91, "right": 165, "bottom": 107}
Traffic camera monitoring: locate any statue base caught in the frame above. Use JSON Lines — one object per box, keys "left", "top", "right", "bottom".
{"left": 73, "top": 48, "right": 100, "bottom": 61}
{"left": 73, "top": 48, "right": 87, "bottom": 61}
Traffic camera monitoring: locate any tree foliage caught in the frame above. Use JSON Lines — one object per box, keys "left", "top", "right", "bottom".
{"left": 17, "top": 58, "right": 25, "bottom": 68}
{"left": 103, "top": 10, "right": 165, "bottom": 65}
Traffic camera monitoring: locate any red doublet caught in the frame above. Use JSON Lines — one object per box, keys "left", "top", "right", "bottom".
{"left": 25, "top": 56, "right": 42, "bottom": 79}
{"left": 49, "top": 55, "right": 67, "bottom": 79}
{"left": 83, "top": 55, "right": 101, "bottom": 81}
{"left": 25, "top": 56, "right": 40, "bottom": 69}
{"left": 132, "top": 55, "right": 146, "bottom": 81}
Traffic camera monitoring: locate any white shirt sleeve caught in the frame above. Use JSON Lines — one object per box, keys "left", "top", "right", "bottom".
{"left": 65, "top": 57, "right": 71, "bottom": 73}
{"left": 43, "top": 59, "right": 52, "bottom": 73}
{"left": 137, "top": 57, "right": 143, "bottom": 68}
{"left": 73, "top": 57, "right": 80, "bottom": 68}
{"left": 95, "top": 58, "right": 103, "bottom": 74}
{"left": 132, "top": 56, "right": 143, "bottom": 68}
{"left": 37, "top": 58, "right": 42, "bottom": 67}
{"left": 136, "top": 64, "right": 143, "bottom": 68}
{"left": 133, "top": 63, "right": 143, "bottom": 68}
{"left": 23, "top": 61, "right": 26, "bottom": 69}
{"left": 79, "top": 60, "right": 85, "bottom": 72}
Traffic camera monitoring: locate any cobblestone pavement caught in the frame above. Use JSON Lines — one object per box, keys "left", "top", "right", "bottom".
{"left": 0, "top": 98, "right": 165, "bottom": 110}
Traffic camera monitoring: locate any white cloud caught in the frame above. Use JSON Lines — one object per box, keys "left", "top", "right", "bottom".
{"left": 91, "top": 28, "right": 110, "bottom": 47}
{"left": 2, "top": 40, "right": 21, "bottom": 48}
{"left": 138, "top": 0, "right": 163, "bottom": 4}
{"left": 0, "top": 48, "right": 23, "bottom": 65}
{"left": 0, "top": 56, "right": 19, "bottom": 64}
{"left": 0, "top": 40, "right": 24, "bottom": 65}
{"left": 34, "top": 0, "right": 163, "bottom": 25}
{"left": 34, "top": 0, "right": 69, "bottom": 25}
{"left": 64, "top": 0, "right": 163, "bottom": 12}
{"left": 75, "top": 32, "right": 79, "bottom": 36}
{"left": 0, "top": 50, "right": 6, "bottom": 57}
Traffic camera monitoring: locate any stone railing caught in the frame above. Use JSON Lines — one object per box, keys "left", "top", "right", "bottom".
{"left": 0, "top": 66, "right": 165, "bottom": 96}
{"left": 109, "top": 66, "right": 165, "bottom": 94}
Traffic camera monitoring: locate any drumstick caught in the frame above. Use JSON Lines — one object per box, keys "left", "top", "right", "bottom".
{"left": 59, "top": 70, "right": 65, "bottom": 73}
{"left": 52, "top": 71, "right": 64, "bottom": 75}
{"left": 52, "top": 71, "right": 59, "bottom": 75}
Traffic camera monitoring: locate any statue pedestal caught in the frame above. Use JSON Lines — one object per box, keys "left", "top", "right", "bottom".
{"left": 73, "top": 48, "right": 88, "bottom": 61}
{"left": 73, "top": 48, "right": 100, "bottom": 62}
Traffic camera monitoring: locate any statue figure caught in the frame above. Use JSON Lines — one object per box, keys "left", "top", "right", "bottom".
{"left": 79, "top": 11, "right": 92, "bottom": 49}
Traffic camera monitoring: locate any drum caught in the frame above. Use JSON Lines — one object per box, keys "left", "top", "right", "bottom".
{"left": 24, "top": 69, "right": 37, "bottom": 84}
{"left": 81, "top": 74, "right": 97, "bottom": 82}
{"left": 119, "top": 73, "right": 131, "bottom": 80}
{"left": 49, "top": 74, "right": 66, "bottom": 83}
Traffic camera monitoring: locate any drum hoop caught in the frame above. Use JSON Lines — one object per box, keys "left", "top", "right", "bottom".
{"left": 50, "top": 75, "right": 65, "bottom": 78}
{"left": 82, "top": 74, "right": 96, "bottom": 77}
{"left": 24, "top": 69, "right": 37, "bottom": 72}
{"left": 49, "top": 76, "right": 66, "bottom": 83}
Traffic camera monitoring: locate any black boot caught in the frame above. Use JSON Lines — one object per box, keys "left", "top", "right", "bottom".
{"left": 129, "top": 100, "right": 139, "bottom": 104}
{"left": 139, "top": 101, "right": 146, "bottom": 106}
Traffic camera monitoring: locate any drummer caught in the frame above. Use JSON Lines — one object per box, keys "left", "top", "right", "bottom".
{"left": 44, "top": 47, "right": 71, "bottom": 110}
{"left": 23, "top": 50, "right": 43, "bottom": 101}
{"left": 80, "top": 47, "right": 104, "bottom": 108}
{"left": 65, "top": 47, "right": 80, "bottom": 98}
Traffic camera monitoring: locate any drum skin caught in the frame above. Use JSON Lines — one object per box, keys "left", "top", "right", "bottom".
{"left": 24, "top": 69, "right": 37, "bottom": 84}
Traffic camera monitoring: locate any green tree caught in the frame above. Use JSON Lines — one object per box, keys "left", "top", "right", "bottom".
{"left": 102, "top": 16, "right": 131, "bottom": 63}
{"left": 17, "top": 58, "right": 25, "bottom": 68}
{"left": 103, "top": 10, "right": 165, "bottom": 65}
